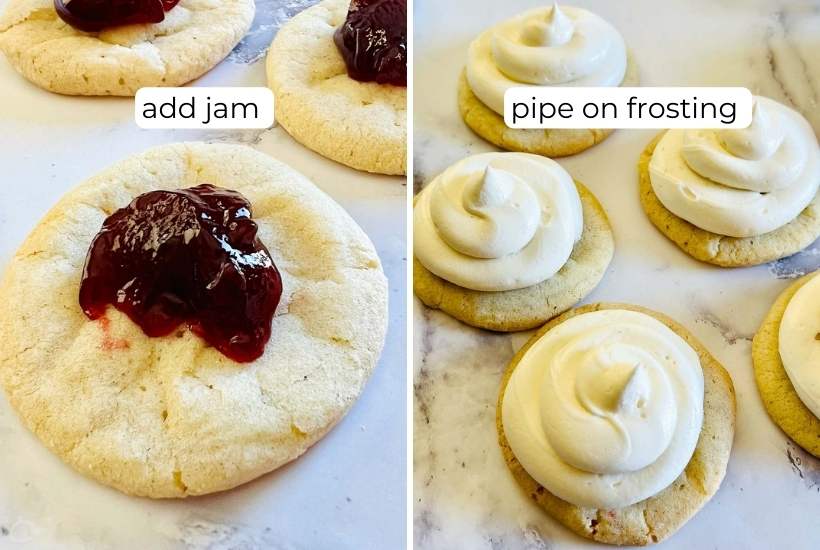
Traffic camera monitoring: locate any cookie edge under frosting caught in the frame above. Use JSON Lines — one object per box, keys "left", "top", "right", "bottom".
{"left": 753, "top": 272, "right": 820, "bottom": 459}
{"left": 497, "top": 302, "right": 736, "bottom": 546}
{"left": 639, "top": 131, "right": 820, "bottom": 267}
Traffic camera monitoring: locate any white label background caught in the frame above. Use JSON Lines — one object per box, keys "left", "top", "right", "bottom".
{"left": 135, "top": 87, "right": 275, "bottom": 129}
{"left": 504, "top": 87, "right": 754, "bottom": 129}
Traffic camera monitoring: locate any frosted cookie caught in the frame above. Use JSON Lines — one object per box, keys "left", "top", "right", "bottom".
{"left": 640, "top": 96, "right": 820, "bottom": 267}
{"left": 753, "top": 272, "right": 820, "bottom": 458}
{"left": 413, "top": 152, "right": 613, "bottom": 332}
{"left": 459, "top": 3, "right": 639, "bottom": 157}
{"left": 498, "top": 303, "right": 736, "bottom": 545}
{"left": 267, "top": 0, "right": 407, "bottom": 175}
{"left": 0, "top": 0, "right": 254, "bottom": 96}
{"left": 0, "top": 142, "right": 388, "bottom": 497}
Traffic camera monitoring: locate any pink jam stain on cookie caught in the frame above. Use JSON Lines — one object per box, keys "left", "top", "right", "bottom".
{"left": 80, "top": 184, "right": 282, "bottom": 363}
{"left": 334, "top": 0, "right": 407, "bottom": 86}
{"left": 97, "top": 315, "right": 131, "bottom": 352}
{"left": 54, "top": 0, "right": 180, "bottom": 33}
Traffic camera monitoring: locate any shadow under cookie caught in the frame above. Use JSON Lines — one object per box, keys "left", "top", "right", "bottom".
{"left": 497, "top": 303, "right": 736, "bottom": 546}
{"left": 414, "top": 182, "right": 613, "bottom": 332}
{"left": 457, "top": 55, "right": 639, "bottom": 157}
{"left": 752, "top": 273, "right": 820, "bottom": 458}
{"left": 639, "top": 132, "right": 820, "bottom": 267}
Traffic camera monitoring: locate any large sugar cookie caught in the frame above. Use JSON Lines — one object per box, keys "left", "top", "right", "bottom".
{"left": 0, "top": 0, "right": 254, "bottom": 96}
{"left": 414, "top": 182, "right": 613, "bottom": 332}
{"left": 497, "top": 303, "right": 736, "bottom": 546}
{"left": 639, "top": 132, "right": 820, "bottom": 267}
{"left": 458, "top": 56, "right": 639, "bottom": 157}
{"left": 752, "top": 272, "right": 820, "bottom": 458}
{"left": 0, "top": 142, "right": 388, "bottom": 497}
{"left": 266, "top": 0, "right": 406, "bottom": 176}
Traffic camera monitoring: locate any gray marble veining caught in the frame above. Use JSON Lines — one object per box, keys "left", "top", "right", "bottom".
{"left": 414, "top": 1, "right": 820, "bottom": 548}
{"left": 227, "top": 0, "right": 321, "bottom": 65}
{"left": 0, "top": 1, "right": 406, "bottom": 546}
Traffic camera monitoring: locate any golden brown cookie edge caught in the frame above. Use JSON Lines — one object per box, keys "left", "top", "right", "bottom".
{"left": 638, "top": 133, "right": 820, "bottom": 267}
{"left": 456, "top": 54, "right": 639, "bottom": 157}
{"left": 413, "top": 181, "right": 614, "bottom": 332}
{"left": 496, "top": 303, "right": 736, "bottom": 546}
{"left": 752, "top": 272, "right": 820, "bottom": 458}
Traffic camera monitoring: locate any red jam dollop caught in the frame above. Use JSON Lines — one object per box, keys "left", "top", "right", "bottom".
{"left": 79, "top": 184, "right": 282, "bottom": 363}
{"left": 54, "top": 0, "right": 180, "bottom": 33}
{"left": 334, "top": 0, "right": 407, "bottom": 86}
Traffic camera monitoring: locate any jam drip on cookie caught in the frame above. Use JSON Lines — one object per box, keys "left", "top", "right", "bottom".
{"left": 79, "top": 184, "right": 282, "bottom": 363}
{"left": 334, "top": 0, "right": 407, "bottom": 86}
{"left": 55, "top": 0, "right": 180, "bottom": 33}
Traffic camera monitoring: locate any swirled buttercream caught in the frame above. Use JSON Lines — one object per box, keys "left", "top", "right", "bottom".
{"left": 414, "top": 153, "right": 582, "bottom": 291}
{"left": 649, "top": 96, "right": 820, "bottom": 237}
{"left": 779, "top": 272, "right": 820, "bottom": 419}
{"left": 466, "top": 3, "right": 628, "bottom": 115}
{"left": 502, "top": 309, "right": 704, "bottom": 508}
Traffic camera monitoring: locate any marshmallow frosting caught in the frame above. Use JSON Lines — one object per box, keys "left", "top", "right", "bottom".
{"left": 502, "top": 310, "right": 704, "bottom": 509}
{"left": 414, "top": 153, "right": 583, "bottom": 292}
{"left": 779, "top": 272, "right": 820, "bottom": 419}
{"left": 649, "top": 96, "right": 820, "bottom": 238}
{"left": 466, "top": 3, "right": 628, "bottom": 115}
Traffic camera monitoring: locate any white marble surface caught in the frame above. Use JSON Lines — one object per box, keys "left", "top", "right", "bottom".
{"left": 413, "top": 0, "right": 820, "bottom": 548}
{"left": 0, "top": 1, "right": 406, "bottom": 548}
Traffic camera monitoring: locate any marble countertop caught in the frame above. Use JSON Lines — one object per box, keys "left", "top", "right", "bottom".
{"left": 413, "top": 0, "right": 820, "bottom": 548}
{"left": 0, "top": 1, "right": 406, "bottom": 548}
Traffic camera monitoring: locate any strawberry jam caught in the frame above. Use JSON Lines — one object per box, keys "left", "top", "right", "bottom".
{"left": 334, "top": 0, "right": 407, "bottom": 86}
{"left": 54, "top": 0, "right": 180, "bottom": 33}
{"left": 79, "top": 184, "right": 282, "bottom": 363}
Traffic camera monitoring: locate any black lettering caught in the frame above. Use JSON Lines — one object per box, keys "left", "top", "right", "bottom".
{"left": 142, "top": 103, "right": 157, "bottom": 119}
{"left": 179, "top": 98, "right": 195, "bottom": 119}
{"left": 558, "top": 102, "right": 573, "bottom": 118}
{"left": 720, "top": 102, "right": 736, "bottom": 124}
{"left": 159, "top": 97, "right": 176, "bottom": 118}
{"left": 601, "top": 102, "right": 617, "bottom": 119}
{"left": 648, "top": 102, "right": 665, "bottom": 118}
{"left": 232, "top": 102, "right": 258, "bottom": 119}
{"left": 512, "top": 101, "right": 529, "bottom": 123}
{"left": 582, "top": 102, "right": 599, "bottom": 118}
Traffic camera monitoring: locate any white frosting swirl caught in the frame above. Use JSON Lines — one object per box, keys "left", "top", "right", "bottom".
{"left": 779, "top": 272, "right": 820, "bottom": 419}
{"left": 502, "top": 310, "right": 704, "bottom": 509}
{"left": 466, "top": 3, "right": 628, "bottom": 115}
{"left": 649, "top": 96, "right": 820, "bottom": 238}
{"left": 414, "top": 153, "right": 583, "bottom": 291}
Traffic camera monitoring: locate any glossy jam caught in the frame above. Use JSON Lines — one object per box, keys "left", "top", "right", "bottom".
{"left": 79, "top": 184, "right": 282, "bottom": 363}
{"left": 55, "top": 0, "right": 180, "bottom": 33}
{"left": 334, "top": 0, "right": 407, "bottom": 86}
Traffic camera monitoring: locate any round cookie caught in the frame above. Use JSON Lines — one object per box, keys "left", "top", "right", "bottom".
{"left": 458, "top": 55, "right": 639, "bottom": 157}
{"left": 639, "top": 132, "right": 820, "bottom": 267}
{"left": 266, "top": 0, "right": 406, "bottom": 176}
{"left": 0, "top": 0, "right": 254, "bottom": 96}
{"left": 752, "top": 272, "right": 820, "bottom": 458}
{"left": 0, "top": 142, "right": 388, "bottom": 498}
{"left": 414, "top": 181, "right": 613, "bottom": 332}
{"left": 497, "top": 303, "right": 736, "bottom": 546}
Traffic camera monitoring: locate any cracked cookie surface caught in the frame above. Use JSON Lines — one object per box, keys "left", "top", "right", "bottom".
{"left": 0, "top": 142, "right": 388, "bottom": 497}
{"left": 639, "top": 132, "right": 820, "bottom": 267}
{"left": 266, "top": 0, "right": 406, "bottom": 176}
{"left": 0, "top": 0, "right": 254, "bottom": 95}
{"left": 497, "top": 303, "right": 736, "bottom": 546}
